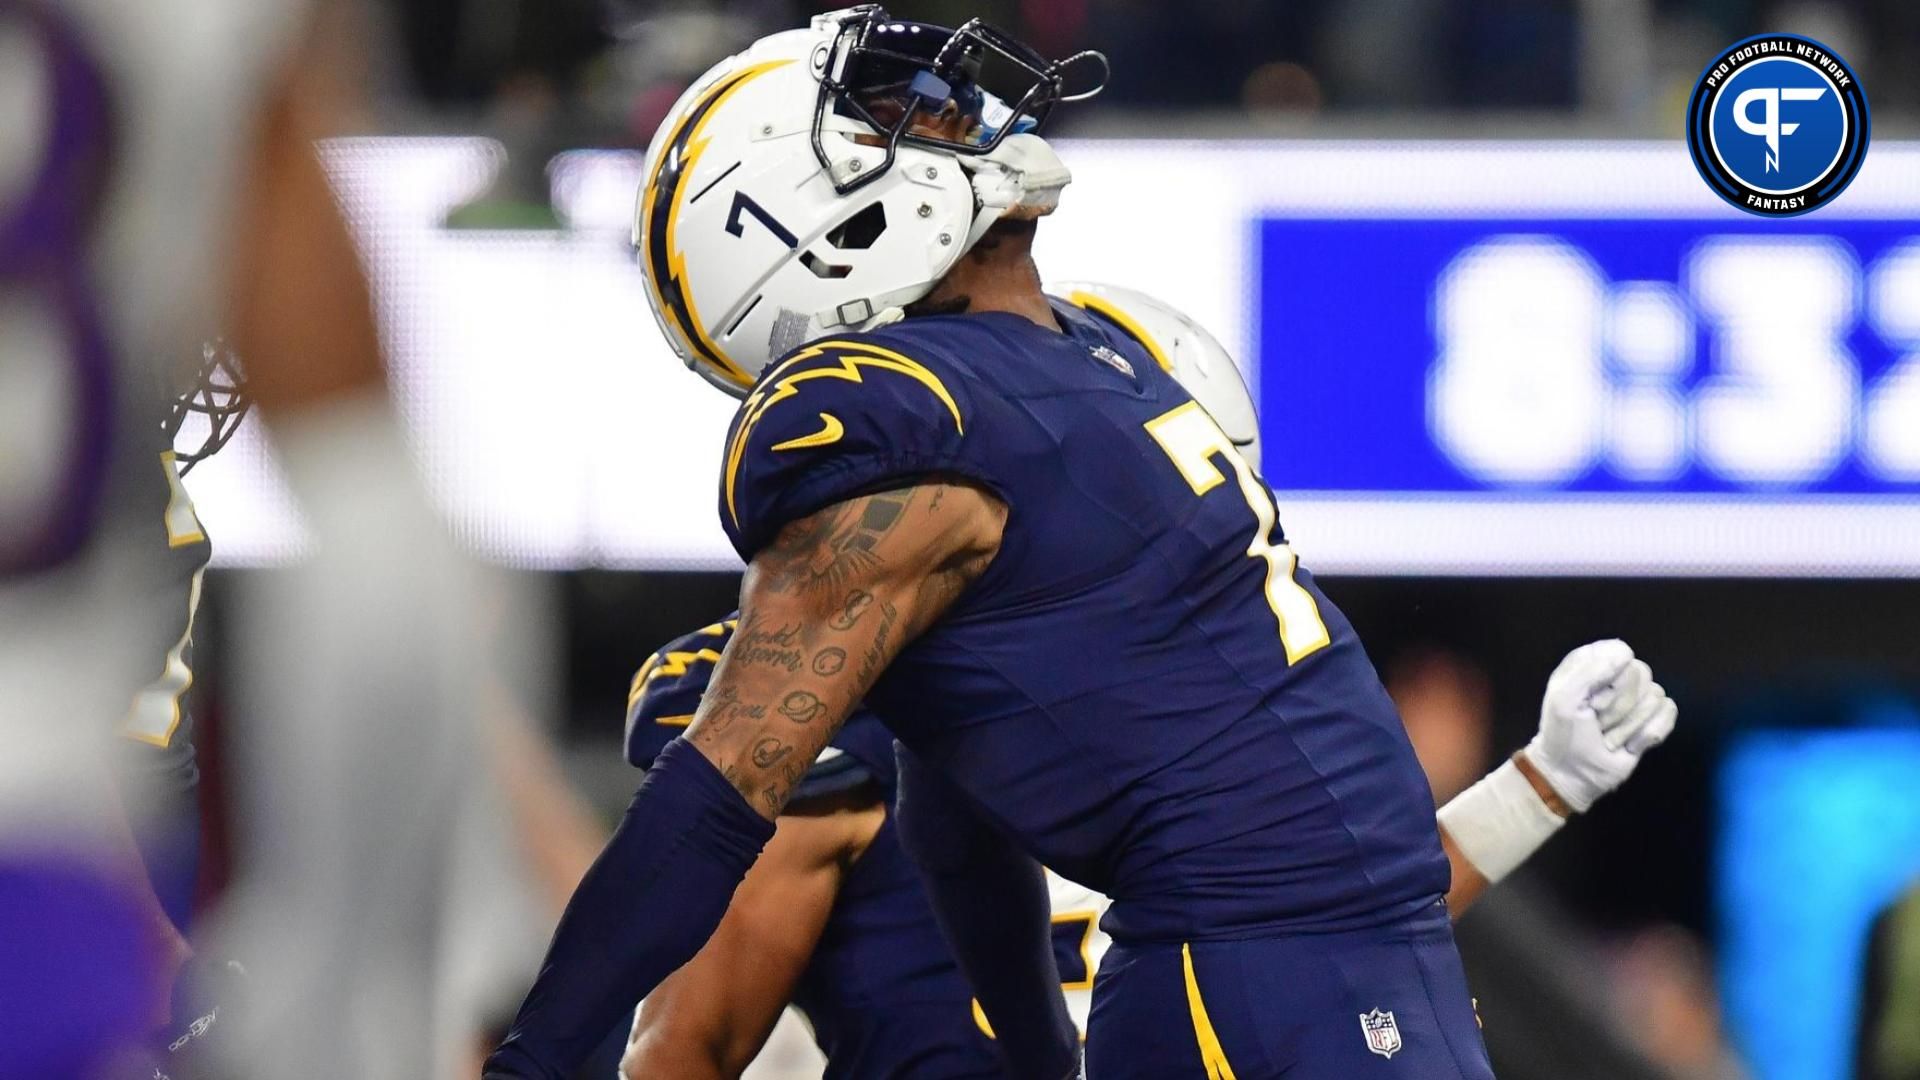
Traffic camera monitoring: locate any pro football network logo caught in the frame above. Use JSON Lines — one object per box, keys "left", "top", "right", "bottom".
{"left": 1686, "top": 34, "right": 1869, "bottom": 217}
{"left": 1359, "top": 1007, "right": 1402, "bottom": 1059}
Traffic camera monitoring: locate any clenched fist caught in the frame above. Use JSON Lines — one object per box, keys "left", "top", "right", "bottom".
{"left": 1521, "top": 640, "right": 1678, "bottom": 813}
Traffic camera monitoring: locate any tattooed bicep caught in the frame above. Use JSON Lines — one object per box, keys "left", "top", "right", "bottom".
{"left": 687, "top": 482, "right": 1003, "bottom": 818}
{"left": 754, "top": 481, "right": 1003, "bottom": 601}
{"left": 757, "top": 488, "right": 918, "bottom": 596}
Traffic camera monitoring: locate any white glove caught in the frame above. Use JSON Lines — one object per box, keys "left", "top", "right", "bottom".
{"left": 1522, "top": 639, "right": 1678, "bottom": 813}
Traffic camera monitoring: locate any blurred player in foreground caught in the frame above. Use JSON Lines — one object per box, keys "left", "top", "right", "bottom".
{"left": 606, "top": 286, "right": 1676, "bottom": 1079}
{"left": 0, "top": 1, "right": 487, "bottom": 1075}
{"left": 486, "top": 9, "right": 1676, "bottom": 1078}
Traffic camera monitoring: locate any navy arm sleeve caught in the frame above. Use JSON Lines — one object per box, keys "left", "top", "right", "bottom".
{"left": 482, "top": 740, "right": 773, "bottom": 1079}
{"left": 894, "top": 744, "right": 1079, "bottom": 1080}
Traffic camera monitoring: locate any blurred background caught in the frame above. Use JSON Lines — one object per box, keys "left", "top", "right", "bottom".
{"left": 171, "top": 1, "right": 1920, "bottom": 1079}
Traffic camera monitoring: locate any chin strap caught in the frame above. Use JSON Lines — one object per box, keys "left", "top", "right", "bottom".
{"left": 962, "top": 133, "right": 1072, "bottom": 250}
{"left": 860, "top": 306, "right": 908, "bottom": 331}
{"left": 827, "top": 135, "right": 1071, "bottom": 337}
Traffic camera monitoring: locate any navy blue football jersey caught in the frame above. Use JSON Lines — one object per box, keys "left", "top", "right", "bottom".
{"left": 720, "top": 299, "right": 1450, "bottom": 943}
{"left": 627, "top": 616, "right": 896, "bottom": 803}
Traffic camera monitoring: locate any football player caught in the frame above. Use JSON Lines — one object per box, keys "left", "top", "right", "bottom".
{"left": 115, "top": 342, "right": 252, "bottom": 1075}
{"left": 0, "top": 2, "right": 486, "bottom": 1075}
{"left": 485, "top": 10, "right": 1677, "bottom": 1079}
{"left": 609, "top": 285, "right": 1674, "bottom": 1080}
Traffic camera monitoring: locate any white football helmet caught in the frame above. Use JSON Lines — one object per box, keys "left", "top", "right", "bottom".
{"left": 634, "top": 6, "right": 1106, "bottom": 396}
{"left": 1053, "top": 282, "right": 1262, "bottom": 470}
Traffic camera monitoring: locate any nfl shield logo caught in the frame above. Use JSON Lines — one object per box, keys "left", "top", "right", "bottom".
{"left": 1090, "top": 345, "right": 1134, "bottom": 378}
{"left": 1359, "top": 1008, "right": 1402, "bottom": 1059}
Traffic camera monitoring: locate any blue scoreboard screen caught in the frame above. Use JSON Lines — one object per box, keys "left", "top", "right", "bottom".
{"left": 1253, "top": 206, "right": 1920, "bottom": 575}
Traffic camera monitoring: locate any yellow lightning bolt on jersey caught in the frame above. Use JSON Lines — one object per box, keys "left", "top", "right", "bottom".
{"left": 723, "top": 340, "right": 965, "bottom": 527}
{"left": 626, "top": 618, "right": 735, "bottom": 714}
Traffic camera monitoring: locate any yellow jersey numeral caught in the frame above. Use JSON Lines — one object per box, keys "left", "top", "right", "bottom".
{"left": 1144, "top": 402, "right": 1330, "bottom": 664}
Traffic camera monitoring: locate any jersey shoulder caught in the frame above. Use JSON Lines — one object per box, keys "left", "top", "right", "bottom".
{"left": 718, "top": 326, "right": 988, "bottom": 560}
{"left": 623, "top": 617, "right": 737, "bottom": 767}
{"left": 1048, "top": 293, "right": 1174, "bottom": 378}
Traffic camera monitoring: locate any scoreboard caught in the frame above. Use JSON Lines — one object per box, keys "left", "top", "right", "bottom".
{"left": 1261, "top": 219, "right": 1920, "bottom": 494}
{"left": 1253, "top": 216, "right": 1920, "bottom": 574}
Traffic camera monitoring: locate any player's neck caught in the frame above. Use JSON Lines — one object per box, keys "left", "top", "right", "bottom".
{"left": 957, "top": 262, "right": 1056, "bottom": 329}
{"left": 911, "top": 223, "right": 1059, "bottom": 331}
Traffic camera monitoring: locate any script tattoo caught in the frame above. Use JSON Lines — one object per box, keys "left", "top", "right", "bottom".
{"left": 812, "top": 647, "right": 847, "bottom": 676}
{"left": 751, "top": 737, "right": 793, "bottom": 769}
{"left": 697, "top": 685, "right": 766, "bottom": 739}
{"left": 856, "top": 601, "right": 901, "bottom": 687}
{"left": 733, "top": 618, "right": 804, "bottom": 673}
{"left": 780, "top": 690, "right": 828, "bottom": 726}
{"left": 761, "top": 489, "right": 916, "bottom": 595}
{"left": 829, "top": 589, "right": 874, "bottom": 631}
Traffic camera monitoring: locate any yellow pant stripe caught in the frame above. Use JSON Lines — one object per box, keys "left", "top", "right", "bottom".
{"left": 1182, "top": 943, "right": 1239, "bottom": 1080}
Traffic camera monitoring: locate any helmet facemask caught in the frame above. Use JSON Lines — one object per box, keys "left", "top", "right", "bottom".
{"left": 811, "top": 7, "right": 1107, "bottom": 195}
{"left": 162, "top": 339, "right": 252, "bottom": 476}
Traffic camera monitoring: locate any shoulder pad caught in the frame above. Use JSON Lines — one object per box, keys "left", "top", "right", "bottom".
{"left": 1051, "top": 282, "right": 1261, "bottom": 469}
{"left": 719, "top": 333, "right": 976, "bottom": 558}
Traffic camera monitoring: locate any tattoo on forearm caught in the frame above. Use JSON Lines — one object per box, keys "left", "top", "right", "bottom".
{"left": 762, "top": 489, "right": 917, "bottom": 595}
{"left": 856, "top": 601, "right": 901, "bottom": 687}
{"left": 829, "top": 589, "right": 874, "bottom": 630}
{"left": 780, "top": 690, "right": 828, "bottom": 726}
{"left": 697, "top": 685, "right": 767, "bottom": 739}
{"left": 751, "top": 737, "right": 793, "bottom": 769}
{"left": 699, "top": 482, "right": 997, "bottom": 818}
{"left": 733, "top": 618, "right": 805, "bottom": 673}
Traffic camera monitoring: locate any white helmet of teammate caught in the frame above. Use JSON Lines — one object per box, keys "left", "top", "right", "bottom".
{"left": 1053, "top": 282, "right": 1263, "bottom": 469}
{"left": 634, "top": 6, "right": 1107, "bottom": 396}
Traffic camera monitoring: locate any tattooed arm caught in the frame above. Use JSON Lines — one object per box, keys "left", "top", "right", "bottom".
{"left": 697, "top": 484, "right": 1076, "bottom": 1080}
{"left": 685, "top": 480, "right": 1005, "bottom": 819}
{"left": 485, "top": 481, "right": 1004, "bottom": 1079}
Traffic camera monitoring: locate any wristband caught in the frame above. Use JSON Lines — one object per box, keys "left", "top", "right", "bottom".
{"left": 1436, "top": 758, "right": 1565, "bottom": 884}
